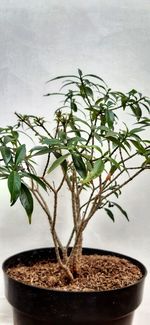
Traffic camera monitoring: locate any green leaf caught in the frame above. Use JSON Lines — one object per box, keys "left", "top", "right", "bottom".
{"left": 8, "top": 171, "right": 21, "bottom": 205}
{"left": 42, "top": 138, "right": 61, "bottom": 146}
{"left": 30, "top": 145, "right": 48, "bottom": 152}
{"left": 129, "top": 127, "right": 145, "bottom": 135}
{"left": 67, "top": 136, "right": 86, "bottom": 146}
{"left": 130, "top": 140, "right": 146, "bottom": 154}
{"left": 106, "top": 136, "right": 129, "bottom": 154}
{"left": 111, "top": 202, "right": 129, "bottom": 221}
{"left": 11, "top": 131, "right": 19, "bottom": 143}
{"left": 15, "top": 144, "right": 26, "bottom": 165}
{"left": 128, "top": 89, "right": 137, "bottom": 96}
{"left": 73, "top": 117, "right": 91, "bottom": 128}
{"left": 140, "top": 102, "right": 150, "bottom": 113}
{"left": 80, "top": 85, "right": 93, "bottom": 98}
{"left": 20, "top": 183, "right": 33, "bottom": 224}
{"left": 94, "top": 133, "right": 102, "bottom": 144}
{"left": 0, "top": 165, "right": 9, "bottom": 179}
{"left": 0, "top": 146, "right": 12, "bottom": 165}
{"left": 22, "top": 173, "right": 47, "bottom": 191}
{"left": 78, "top": 69, "right": 83, "bottom": 77}
{"left": 3, "top": 136, "right": 13, "bottom": 145}
{"left": 106, "top": 110, "right": 115, "bottom": 129}
{"left": 82, "top": 159, "right": 104, "bottom": 183}
{"left": 30, "top": 146, "right": 52, "bottom": 157}
{"left": 72, "top": 154, "right": 87, "bottom": 178}
{"left": 44, "top": 92, "right": 65, "bottom": 97}
{"left": 105, "top": 208, "right": 115, "bottom": 222}
{"left": 131, "top": 104, "right": 142, "bottom": 120}
{"left": 48, "top": 153, "right": 70, "bottom": 173}
{"left": 121, "top": 95, "right": 129, "bottom": 109}
{"left": 71, "top": 102, "right": 78, "bottom": 112}
{"left": 84, "top": 86, "right": 93, "bottom": 98}
{"left": 47, "top": 74, "right": 79, "bottom": 83}
{"left": 84, "top": 74, "right": 107, "bottom": 86}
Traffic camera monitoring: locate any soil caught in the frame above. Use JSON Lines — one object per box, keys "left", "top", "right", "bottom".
{"left": 7, "top": 254, "right": 142, "bottom": 292}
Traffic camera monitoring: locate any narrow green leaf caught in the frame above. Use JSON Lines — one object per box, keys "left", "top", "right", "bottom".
{"left": 71, "top": 102, "right": 78, "bottom": 112}
{"left": 78, "top": 69, "right": 83, "bottom": 77}
{"left": 20, "top": 183, "right": 33, "bottom": 224}
{"left": 44, "top": 92, "right": 65, "bottom": 97}
{"left": 82, "top": 159, "right": 104, "bottom": 183}
{"left": 129, "top": 127, "right": 145, "bottom": 135}
{"left": 106, "top": 110, "right": 115, "bottom": 129}
{"left": 30, "top": 146, "right": 52, "bottom": 157}
{"left": 105, "top": 208, "right": 115, "bottom": 222}
{"left": 69, "top": 123, "right": 81, "bottom": 137}
{"left": 111, "top": 202, "right": 129, "bottom": 221}
{"left": 94, "top": 133, "right": 102, "bottom": 144}
{"left": 30, "top": 145, "right": 48, "bottom": 152}
{"left": 121, "top": 95, "right": 129, "bottom": 109}
{"left": 128, "top": 89, "right": 137, "bottom": 96}
{"left": 73, "top": 117, "right": 91, "bottom": 128}
{"left": 130, "top": 140, "right": 146, "bottom": 154}
{"left": 140, "top": 102, "right": 150, "bottom": 113}
{"left": 72, "top": 154, "right": 87, "bottom": 178}
{"left": 80, "top": 85, "right": 93, "bottom": 98}
{"left": 84, "top": 86, "right": 93, "bottom": 98}
{"left": 15, "top": 144, "right": 26, "bottom": 165}
{"left": 48, "top": 153, "right": 70, "bottom": 173}
{"left": 3, "top": 136, "right": 13, "bottom": 145}
{"left": 8, "top": 171, "right": 21, "bottom": 205}
{"left": 68, "top": 136, "right": 86, "bottom": 144}
{"left": 42, "top": 138, "right": 61, "bottom": 146}
{"left": 106, "top": 136, "right": 129, "bottom": 154}
{"left": 47, "top": 74, "right": 79, "bottom": 83}
{"left": 0, "top": 146, "right": 12, "bottom": 165}
{"left": 131, "top": 104, "right": 142, "bottom": 120}
{"left": 23, "top": 173, "right": 47, "bottom": 191}
{"left": 84, "top": 74, "right": 107, "bottom": 86}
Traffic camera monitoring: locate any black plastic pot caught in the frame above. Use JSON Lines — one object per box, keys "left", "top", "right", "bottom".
{"left": 2, "top": 247, "right": 147, "bottom": 325}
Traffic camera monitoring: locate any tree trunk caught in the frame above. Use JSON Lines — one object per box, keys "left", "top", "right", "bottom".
{"left": 69, "top": 232, "right": 83, "bottom": 276}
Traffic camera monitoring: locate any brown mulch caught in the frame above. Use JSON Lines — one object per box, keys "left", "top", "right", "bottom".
{"left": 7, "top": 255, "right": 142, "bottom": 292}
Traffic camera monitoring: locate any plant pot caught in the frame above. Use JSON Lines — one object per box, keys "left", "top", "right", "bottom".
{"left": 2, "top": 247, "right": 147, "bottom": 325}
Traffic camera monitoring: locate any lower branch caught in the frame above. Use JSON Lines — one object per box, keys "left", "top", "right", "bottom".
{"left": 103, "top": 167, "right": 145, "bottom": 201}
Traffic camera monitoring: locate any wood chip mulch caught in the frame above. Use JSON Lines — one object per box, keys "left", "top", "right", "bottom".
{"left": 7, "top": 255, "right": 142, "bottom": 292}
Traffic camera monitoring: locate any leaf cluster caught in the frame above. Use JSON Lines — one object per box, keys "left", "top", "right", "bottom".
{"left": 0, "top": 70, "right": 150, "bottom": 225}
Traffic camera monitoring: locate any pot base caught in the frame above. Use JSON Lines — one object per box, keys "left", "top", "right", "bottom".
{"left": 13, "top": 307, "right": 134, "bottom": 325}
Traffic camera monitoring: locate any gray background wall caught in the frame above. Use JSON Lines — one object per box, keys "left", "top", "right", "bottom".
{"left": 0, "top": 1, "right": 150, "bottom": 324}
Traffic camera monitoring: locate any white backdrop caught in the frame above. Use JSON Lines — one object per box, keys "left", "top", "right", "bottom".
{"left": 0, "top": 1, "right": 150, "bottom": 324}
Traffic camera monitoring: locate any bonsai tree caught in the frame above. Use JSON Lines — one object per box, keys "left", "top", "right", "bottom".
{"left": 0, "top": 69, "right": 150, "bottom": 280}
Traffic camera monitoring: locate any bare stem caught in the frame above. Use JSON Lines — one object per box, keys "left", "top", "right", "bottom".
{"left": 42, "top": 152, "right": 51, "bottom": 177}
{"left": 66, "top": 227, "right": 75, "bottom": 248}
{"left": 52, "top": 192, "right": 58, "bottom": 230}
{"left": 103, "top": 167, "right": 145, "bottom": 201}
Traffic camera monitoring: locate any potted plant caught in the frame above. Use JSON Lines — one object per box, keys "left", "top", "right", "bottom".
{"left": 1, "top": 69, "right": 150, "bottom": 325}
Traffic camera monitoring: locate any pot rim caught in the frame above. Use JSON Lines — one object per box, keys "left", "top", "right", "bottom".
{"left": 2, "top": 247, "right": 147, "bottom": 294}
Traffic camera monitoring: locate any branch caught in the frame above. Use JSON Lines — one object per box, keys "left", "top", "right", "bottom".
{"left": 36, "top": 120, "right": 52, "bottom": 138}
{"left": 42, "top": 152, "right": 51, "bottom": 177}
{"left": 80, "top": 186, "right": 95, "bottom": 215}
{"left": 71, "top": 169, "right": 78, "bottom": 231}
{"left": 56, "top": 173, "right": 66, "bottom": 192}
{"left": 66, "top": 227, "right": 75, "bottom": 248}
{"left": 31, "top": 188, "right": 63, "bottom": 251}
{"left": 42, "top": 176, "right": 56, "bottom": 192}
{"left": 82, "top": 190, "right": 102, "bottom": 228}
{"left": 102, "top": 167, "right": 146, "bottom": 201}
{"left": 74, "top": 173, "right": 81, "bottom": 222}
{"left": 52, "top": 192, "right": 58, "bottom": 231}
{"left": 15, "top": 113, "right": 42, "bottom": 139}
